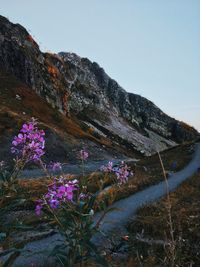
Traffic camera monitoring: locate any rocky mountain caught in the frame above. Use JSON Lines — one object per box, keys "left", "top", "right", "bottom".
{"left": 0, "top": 15, "right": 197, "bottom": 163}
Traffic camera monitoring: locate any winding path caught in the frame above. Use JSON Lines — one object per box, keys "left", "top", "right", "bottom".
{"left": 93, "top": 142, "right": 200, "bottom": 245}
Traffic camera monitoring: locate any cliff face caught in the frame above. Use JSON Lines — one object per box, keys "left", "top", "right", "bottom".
{"left": 0, "top": 15, "right": 197, "bottom": 158}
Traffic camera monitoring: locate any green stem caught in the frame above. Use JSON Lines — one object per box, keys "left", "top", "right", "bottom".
{"left": 39, "top": 159, "right": 51, "bottom": 179}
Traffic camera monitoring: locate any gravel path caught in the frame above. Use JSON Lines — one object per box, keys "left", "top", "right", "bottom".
{"left": 93, "top": 142, "right": 200, "bottom": 246}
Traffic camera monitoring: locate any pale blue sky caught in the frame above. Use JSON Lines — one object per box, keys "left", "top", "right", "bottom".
{"left": 1, "top": 0, "right": 200, "bottom": 130}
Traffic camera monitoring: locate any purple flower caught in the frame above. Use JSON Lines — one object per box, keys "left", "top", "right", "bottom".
{"left": 35, "top": 200, "right": 43, "bottom": 216}
{"left": 11, "top": 118, "right": 45, "bottom": 162}
{"left": 21, "top": 122, "right": 34, "bottom": 133}
{"left": 100, "top": 161, "right": 133, "bottom": 185}
{"left": 79, "top": 193, "right": 88, "bottom": 200}
{"left": 49, "top": 198, "right": 60, "bottom": 209}
{"left": 78, "top": 149, "right": 89, "bottom": 161}
{"left": 100, "top": 161, "right": 113, "bottom": 172}
{"left": 114, "top": 162, "right": 133, "bottom": 185}
{"left": 35, "top": 178, "right": 79, "bottom": 215}
{"left": 48, "top": 162, "right": 62, "bottom": 172}
{"left": 35, "top": 204, "right": 42, "bottom": 216}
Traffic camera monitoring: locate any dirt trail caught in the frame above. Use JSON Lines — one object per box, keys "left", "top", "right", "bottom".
{"left": 92, "top": 142, "right": 200, "bottom": 246}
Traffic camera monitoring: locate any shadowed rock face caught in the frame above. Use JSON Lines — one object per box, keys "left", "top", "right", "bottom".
{"left": 0, "top": 15, "right": 197, "bottom": 157}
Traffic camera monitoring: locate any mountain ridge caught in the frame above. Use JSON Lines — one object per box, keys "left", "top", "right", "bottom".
{"left": 0, "top": 15, "right": 197, "bottom": 161}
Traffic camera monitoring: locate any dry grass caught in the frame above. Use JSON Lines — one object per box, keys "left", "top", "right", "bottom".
{"left": 127, "top": 172, "right": 200, "bottom": 267}
{"left": 0, "top": 70, "right": 92, "bottom": 139}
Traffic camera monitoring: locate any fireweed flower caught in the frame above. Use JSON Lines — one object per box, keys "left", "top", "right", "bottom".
{"left": 35, "top": 178, "right": 79, "bottom": 215}
{"left": 35, "top": 200, "right": 43, "bottom": 216}
{"left": 101, "top": 161, "right": 133, "bottom": 185}
{"left": 11, "top": 118, "right": 45, "bottom": 162}
{"left": 114, "top": 162, "right": 133, "bottom": 185}
{"left": 114, "top": 165, "right": 129, "bottom": 184}
{"left": 100, "top": 161, "right": 113, "bottom": 172}
{"left": 48, "top": 162, "right": 62, "bottom": 172}
{"left": 78, "top": 149, "right": 89, "bottom": 161}
{"left": 79, "top": 193, "right": 88, "bottom": 200}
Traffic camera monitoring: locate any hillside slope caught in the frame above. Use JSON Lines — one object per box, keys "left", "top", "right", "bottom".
{"left": 0, "top": 15, "right": 197, "bottom": 160}
{"left": 0, "top": 70, "right": 124, "bottom": 164}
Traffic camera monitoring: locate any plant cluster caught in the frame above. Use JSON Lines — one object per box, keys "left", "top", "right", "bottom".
{"left": 101, "top": 161, "right": 133, "bottom": 185}
{"left": 0, "top": 118, "right": 132, "bottom": 267}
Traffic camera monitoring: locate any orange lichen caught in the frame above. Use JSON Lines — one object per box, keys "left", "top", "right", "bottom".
{"left": 47, "top": 65, "right": 59, "bottom": 78}
{"left": 88, "top": 127, "right": 94, "bottom": 135}
{"left": 63, "top": 91, "right": 71, "bottom": 116}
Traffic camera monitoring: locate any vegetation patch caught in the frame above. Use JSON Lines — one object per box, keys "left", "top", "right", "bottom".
{"left": 126, "top": 172, "right": 200, "bottom": 267}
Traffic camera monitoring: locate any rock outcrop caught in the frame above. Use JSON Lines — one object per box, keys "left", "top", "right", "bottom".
{"left": 0, "top": 15, "right": 197, "bottom": 158}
